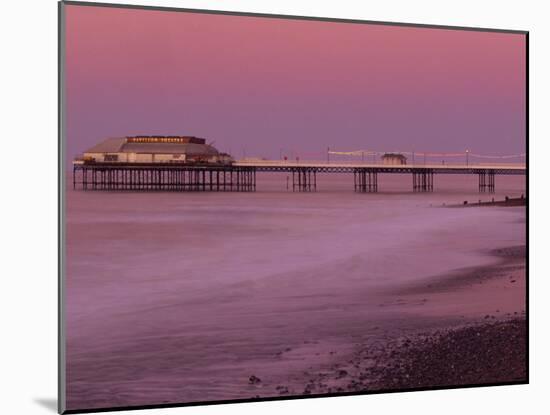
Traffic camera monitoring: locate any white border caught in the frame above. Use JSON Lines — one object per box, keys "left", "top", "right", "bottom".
{"left": 2, "top": 1, "right": 546, "bottom": 414}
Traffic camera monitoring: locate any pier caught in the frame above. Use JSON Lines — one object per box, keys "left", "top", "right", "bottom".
{"left": 73, "top": 163, "right": 256, "bottom": 192}
{"left": 234, "top": 160, "right": 524, "bottom": 193}
{"left": 73, "top": 160, "right": 525, "bottom": 193}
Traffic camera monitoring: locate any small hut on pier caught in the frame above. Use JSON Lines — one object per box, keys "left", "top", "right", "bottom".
{"left": 381, "top": 153, "right": 407, "bottom": 165}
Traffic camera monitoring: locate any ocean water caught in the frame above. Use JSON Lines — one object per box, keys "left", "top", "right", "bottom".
{"left": 64, "top": 173, "right": 526, "bottom": 409}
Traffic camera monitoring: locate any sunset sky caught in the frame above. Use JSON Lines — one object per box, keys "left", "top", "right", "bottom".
{"left": 64, "top": 4, "right": 526, "bottom": 163}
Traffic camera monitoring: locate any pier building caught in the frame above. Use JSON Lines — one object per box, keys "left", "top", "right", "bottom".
{"left": 80, "top": 136, "right": 233, "bottom": 165}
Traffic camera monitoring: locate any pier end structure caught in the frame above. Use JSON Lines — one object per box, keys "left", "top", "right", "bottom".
{"left": 73, "top": 136, "right": 256, "bottom": 192}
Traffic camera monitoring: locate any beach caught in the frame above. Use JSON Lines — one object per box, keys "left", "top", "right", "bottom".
{"left": 262, "top": 244, "right": 527, "bottom": 397}
{"left": 65, "top": 174, "right": 526, "bottom": 410}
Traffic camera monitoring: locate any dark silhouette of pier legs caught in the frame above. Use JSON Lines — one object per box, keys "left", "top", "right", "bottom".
{"left": 478, "top": 170, "right": 495, "bottom": 193}
{"left": 412, "top": 169, "right": 434, "bottom": 192}
{"left": 72, "top": 164, "right": 517, "bottom": 194}
{"left": 73, "top": 166, "right": 256, "bottom": 192}
{"left": 354, "top": 169, "right": 378, "bottom": 193}
{"left": 292, "top": 168, "right": 317, "bottom": 192}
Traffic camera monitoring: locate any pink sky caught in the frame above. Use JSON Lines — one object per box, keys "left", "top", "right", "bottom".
{"left": 64, "top": 4, "right": 526, "bottom": 162}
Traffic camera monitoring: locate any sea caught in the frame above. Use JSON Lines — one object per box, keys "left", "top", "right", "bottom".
{"left": 64, "top": 172, "right": 526, "bottom": 409}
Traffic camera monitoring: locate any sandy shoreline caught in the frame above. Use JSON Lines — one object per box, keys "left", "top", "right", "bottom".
{"left": 254, "top": 243, "right": 527, "bottom": 397}
{"left": 286, "top": 317, "right": 527, "bottom": 396}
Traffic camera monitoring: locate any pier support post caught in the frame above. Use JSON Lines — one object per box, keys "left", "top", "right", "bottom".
{"left": 412, "top": 169, "right": 434, "bottom": 192}
{"left": 73, "top": 165, "right": 256, "bottom": 193}
{"left": 354, "top": 169, "right": 378, "bottom": 193}
{"left": 253, "top": 167, "right": 257, "bottom": 192}
{"left": 291, "top": 168, "right": 316, "bottom": 192}
{"left": 478, "top": 170, "right": 495, "bottom": 193}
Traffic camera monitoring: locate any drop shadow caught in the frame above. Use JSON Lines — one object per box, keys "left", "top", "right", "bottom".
{"left": 34, "top": 398, "right": 57, "bottom": 413}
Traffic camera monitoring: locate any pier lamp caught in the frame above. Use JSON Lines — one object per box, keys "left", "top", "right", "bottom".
{"left": 466, "top": 149, "right": 470, "bottom": 166}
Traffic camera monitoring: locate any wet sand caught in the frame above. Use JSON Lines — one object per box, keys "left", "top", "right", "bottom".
{"left": 253, "top": 244, "right": 527, "bottom": 397}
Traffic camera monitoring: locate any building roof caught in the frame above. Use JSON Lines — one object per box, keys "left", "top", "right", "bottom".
{"left": 84, "top": 137, "right": 127, "bottom": 153}
{"left": 382, "top": 153, "right": 407, "bottom": 158}
{"left": 83, "top": 136, "right": 219, "bottom": 156}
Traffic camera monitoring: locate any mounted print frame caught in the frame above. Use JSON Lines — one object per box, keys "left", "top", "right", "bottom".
{"left": 59, "top": 1, "right": 528, "bottom": 413}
